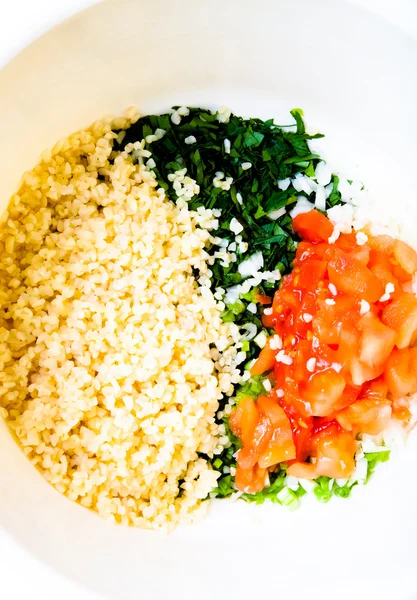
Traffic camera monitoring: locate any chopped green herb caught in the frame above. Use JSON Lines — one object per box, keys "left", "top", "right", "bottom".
{"left": 313, "top": 476, "right": 333, "bottom": 503}
{"left": 365, "top": 450, "right": 391, "bottom": 483}
{"left": 334, "top": 481, "right": 356, "bottom": 499}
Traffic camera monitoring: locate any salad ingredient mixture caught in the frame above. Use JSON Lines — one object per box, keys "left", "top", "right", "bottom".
{"left": 1, "top": 104, "right": 416, "bottom": 529}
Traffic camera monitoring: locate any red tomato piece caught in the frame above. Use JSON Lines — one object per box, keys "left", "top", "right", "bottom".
{"left": 336, "top": 398, "right": 392, "bottom": 435}
{"left": 393, "top": 239, "right": 417, "bottom": 275}
{"left": 292, "top": 210, "right": 334, "bottom": 244}
{"left": 315, "top": 431, "right": 356, "bottom": 479}
{"left": 309, "top": 418, "right": 341, "bottom": 442}
{"left": 229, "top": 397, "right": 258, "bottom": 446}
{"left": 296, "top": 259, "right": 327, "bottom": 290}
{"left": 237, "top": 414, "right": 273, "bottom": 469}
{"left": 328, "top": 251, "right": 384, "bottom": 303}
{"left": 358, "top": 313, "right": 396, "bottom": 369}
{"left": 334, "top": 232, "right": 359, "bottom": 253}
{"left": 274, "top": 380, "right": 314, "bottom": 459}
{"left": 258, "top": 416, "right": 296, "bottom": 469}
{"left": 384, "top": 347, "right": 417, "bottom": 398}
{"left": 302, "top": 369, "right": 346, "bottom": 417}
{"left": 350, "top": 359, "right": 382, "bottom": 387}
{"left": 262, "top": 311, "right": 276, "bottom": 329}
{"left": 282, "top": 378, "right": 313, "bottom": 420}
{"left": 369, "top": 234, "right": 395, "bottom": 254}
{"left": 295, "top": 241, "right": 330, "bottom": 263}
{"left": 287, "top": 462, "right": 317, "bottom": 479}
{"left": 257, "top": 395, "right": 286, "bottom": 426}
{"left": 349, "top": 244, "right": 371, "bottom": 266}
{"left": 256, "top": 293, "right": 272, "bottom": 305}
{"left": 359, "top": 379, "right": 389, "bottom": 401}
{"left": 235, "top": 464, "right": 268, "bottom": 494}
{"left": 368, "top": 237, "right": 414, "bottom": 282}
{"left": 250, "top": 342, "right": 277, "bottom": 376}
{"left": 338, "top": 325, "right": 386, "bottom": 386}
{"left": 382, "top": 292, "right": 417, "bottom": 349}
{"left": 291, "top": 418, "right": 314, "bottom": 462}
{"left": 368, "top": 249, "right": 400, "bottom": 288}
{"left": 313, "top": 295, "right": 359, "bottom": 345}
{"left": 293, "top": 339, "right": 312, "bottom": 383}
{"left": 279, "top": 287, "right": 303, "bottom": 312}
{"left": 337, "top": 384, "right": 362, "bottom": 411}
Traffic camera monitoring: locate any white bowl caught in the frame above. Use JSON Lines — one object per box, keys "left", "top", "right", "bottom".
{"left": 1, "top": 1, "right": 417, "bottom": 599}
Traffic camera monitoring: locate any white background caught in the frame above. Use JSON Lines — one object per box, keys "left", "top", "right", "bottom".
{"left": 0, "top": 1, "right": 416, "bottom": 599}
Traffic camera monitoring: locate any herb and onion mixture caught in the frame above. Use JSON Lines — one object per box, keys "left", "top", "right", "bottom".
{"left": 116, "top": 106, "right": 417, "bottom": 509}
{"left": 2, "top": 105, "right": 416, "bottom": 530}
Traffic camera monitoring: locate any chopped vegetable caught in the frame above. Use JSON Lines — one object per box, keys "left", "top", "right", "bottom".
{"left": 228, "top": 210, "right": 417, "bottom": 496}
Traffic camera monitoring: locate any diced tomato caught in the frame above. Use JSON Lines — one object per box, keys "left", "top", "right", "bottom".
{"left": 295, "top": 241, "right": 330, "bottom": 263}
{"left": 235, "top": 464, "right": 268, "bottom": 494}
{"left": 328, "top": 251, "right": 384, "bottom": 303}
{"left": 368, "top": 234, "right": 394, "bottom": 254}
{"left": 272, "top": 291, "right": 289, "bottom": 317}
{"left": 279, "top": 287, "right": 302, "bottom": 312}
{"left": 262, "top": 311, "right": 276, "bottom": 329}
{"left": 309, "top": 418, "right": 341, "bottom": 443}
{"left": 230, "top": 222, "right": 417, "bottom": 496}
{"left": 292, "top": 210, "right": 334, "bottom": 244}
{"left": 302, "top": 369, "right": 346, "bottom": 417}
{"left": 273, "top": 383, "right": 314, "bottom": 461}
{"left": 237, "top": 414, "right": 273, "bottom": 469}
{"left": 292, "top": 339, "right": 312, "bottom": 382}
{"left": 287, "top": 462, "right": 317, "bottom": 479}
{"left": 368, "top": 249, "right": 399, "bottom": 288}
{"left": 334, "top": 411, "right": 351, "bottom": 431}
{"left": 360, "top": 379, "right": 389, "bottom": 402}
{"left": 250, "top": 342, "right": 277, "bottom": 376}
{"left": 369, "top": 237, "right": 414, "bottom": 282}
{"left": 291, "top": 418, "right": 314, "bottom": 462}
{"left": 256, "top": 293, "right": 272, "bottom": 305}
{"left": 229, "top": 397, "right": 258, "bottom": 446}
{"left": 391, "top": 263, "right": 412, "bottom": 284}
{"left": 313, "top": 295, "right": 359, "bottom": 345}
{"left": 258, "top": 418, "right": 296, "bottom": 469}
{"left": 338, "top": 326, "right": 382, "bottom": 386}
{"left": 295, "top": 241, "right": 318, "bottom": 263}
{"left": 336, "top": 398, "right": 392, "bottom": 435}
{"left": 358, "top": 313, "right": 396, "bottom": 369}
{"left": 257, "top": 395, "right": 284, "bottom": 425}
{"left": 314, "top": 432, "right": 356, "bottom": 479}
{"left": 297, "top": 259, "right": 327, "bottom": 290}
{"left": 337, "top": 385, "right": 362, "bottom": 411}
{"left": 393, "top": 240, "right": 417, "bottom": 275}
{"left": 382, "top": 292, "right": 417, "bottom": 349}
{"left": 384, "top": 347, "right": 417, "bottom": 398}
{"left": 281, "top": 378, "right": 312, "bottom": 420}
{"left": 351, "top": 245, "right": 371, "bottom": 265}
{"left": 350, "top": 359, "right": 382, "bottom": 387}
{"left": 334, "top": 232, "right": 359, "bottom": 253}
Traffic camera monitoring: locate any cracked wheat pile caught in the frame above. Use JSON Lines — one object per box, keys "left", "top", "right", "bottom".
{"left": 0, "top": 111, "right": 241, "bottom": 530}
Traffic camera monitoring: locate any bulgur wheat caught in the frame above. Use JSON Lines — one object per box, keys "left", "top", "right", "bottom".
{"left": 0, "top": 110, "right": 242, "bottom": 530}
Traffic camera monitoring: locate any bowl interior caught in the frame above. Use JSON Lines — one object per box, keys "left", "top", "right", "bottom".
{"left": 0, "top": 1, "right": 417, "bottom": 599}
